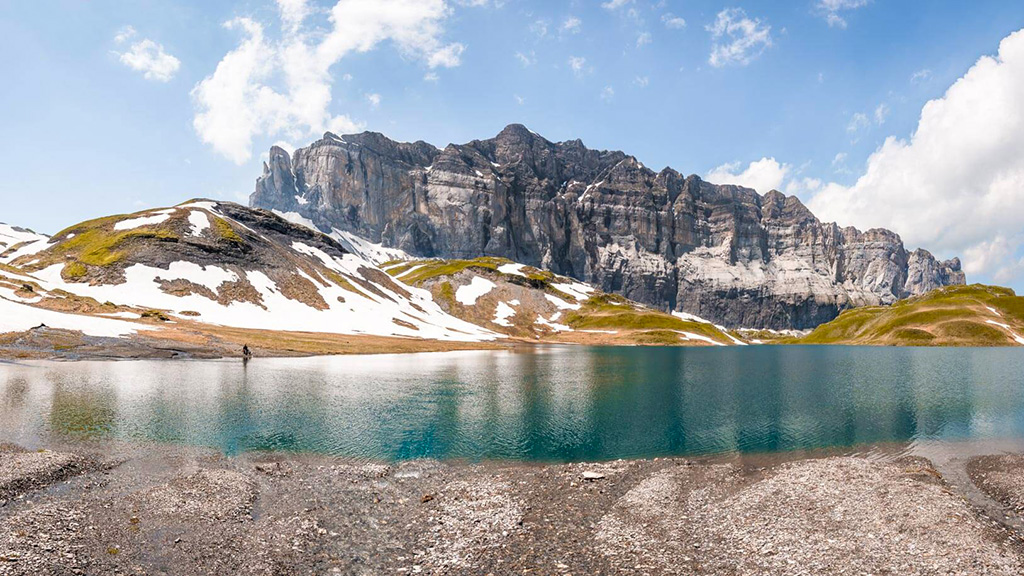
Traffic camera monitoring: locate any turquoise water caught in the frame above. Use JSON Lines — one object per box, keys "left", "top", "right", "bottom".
{"left": 2, "top": 346, "right": 1024, "bottom": 462}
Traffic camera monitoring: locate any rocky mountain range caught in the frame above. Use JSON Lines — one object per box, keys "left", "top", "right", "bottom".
{"left": 251, "top": 124, "right": 965, "bottom": 329}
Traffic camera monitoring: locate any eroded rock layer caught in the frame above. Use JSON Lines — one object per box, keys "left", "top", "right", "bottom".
{"left": 251, "top": 124, "right": 965, "bottom": 329}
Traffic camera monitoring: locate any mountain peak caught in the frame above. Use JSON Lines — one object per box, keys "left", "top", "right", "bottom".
{"left": 495, "top": 123, "right": 540, "bottom": 142}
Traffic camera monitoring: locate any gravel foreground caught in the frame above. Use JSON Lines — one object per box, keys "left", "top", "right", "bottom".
{"left": 1, "top": 443, "right": 1023, "bottom": 575}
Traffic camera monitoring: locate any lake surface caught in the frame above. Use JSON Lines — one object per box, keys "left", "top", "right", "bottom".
{"left": 2, "top": 346, "right": 1024, "bottom": 462}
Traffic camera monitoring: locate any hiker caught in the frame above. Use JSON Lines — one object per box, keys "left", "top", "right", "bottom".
{"left": 242, "top": 344, "right": 252, "bottom": 359}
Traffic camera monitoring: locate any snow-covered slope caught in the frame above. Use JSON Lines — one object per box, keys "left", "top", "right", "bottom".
{"left": 0, "top": 223, "right": 50, "bottom": 265}
{"left": 380, "top": 257, "right": 741, "bottom": 346}
{"left": 272, "top": 210, "right": 411, "bottom": 265}
{"left": 1, "top": 201, "right": 498, "bottom": 343}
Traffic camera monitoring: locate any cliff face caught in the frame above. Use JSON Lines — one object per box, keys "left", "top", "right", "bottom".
{"left": 251, "top": 124, "right": 965, "bottom": 329}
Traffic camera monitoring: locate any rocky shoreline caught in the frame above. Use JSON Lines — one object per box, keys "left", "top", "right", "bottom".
{"left": 2, "top": 441, "right": 1024, "bottom": 575}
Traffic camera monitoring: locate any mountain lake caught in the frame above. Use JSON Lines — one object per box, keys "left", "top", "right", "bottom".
{"left": 2, "top": 345, "right": 1024, "bottom": 463}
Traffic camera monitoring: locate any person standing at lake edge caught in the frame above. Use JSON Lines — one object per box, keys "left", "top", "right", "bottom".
{"left": 242, "top": 344, "right": 252, "bottom": 359}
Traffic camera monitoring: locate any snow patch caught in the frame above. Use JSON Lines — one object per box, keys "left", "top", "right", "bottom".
{"left": 498, "top": 263, "right": 528, "bottom": 278}
{"left": 295, "top": 195, "right": 309, "bottom": 206}
{"left": 677, "top": 331, "right": 726, "bottom": 346}
{"left": 114, "top": 211, "right": 173, "bottom": 231}
{"left": 553, "top": 281, "right": 594, "bottom": 302}
{"left": 545, "top": 293, "right": 581, "bottom": 311}
{"left": 456, "top": 276, "right": 496, "bottom": 305}
{"left": 536, "top": 315, "right": 572, "bottom": 332}
{"left": 188, "top": 211, "right": 210, "bottom": 236}
{"left": 672, "top": 311, "right": 713, "bottom": 324}
{"left": 493, "top": 301, "right": 516, "bottom": 327}
{"left": 986, "top": 320, "right": 1024, "bottom": 345}
{"left": 273, "top": 210, "right": 410, "bottom": 265}
{"left": 0, "top": 288, "right": 140, "bottom": 338}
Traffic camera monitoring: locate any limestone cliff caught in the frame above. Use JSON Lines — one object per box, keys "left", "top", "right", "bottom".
{"left": 251, "top": 125, "right": 965, "bottom": 329}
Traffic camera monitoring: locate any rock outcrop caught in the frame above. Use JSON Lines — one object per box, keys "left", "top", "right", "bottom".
{"left": 251, "top": 125, "right": 965, "bottom": 329}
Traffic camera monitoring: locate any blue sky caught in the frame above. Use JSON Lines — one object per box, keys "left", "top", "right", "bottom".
{"left": 4, "top": 1, "right": 1024, "bottom": 287}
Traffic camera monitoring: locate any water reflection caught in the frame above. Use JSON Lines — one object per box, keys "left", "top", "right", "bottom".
{"left": 1, "top": 345, "right": 1024, "bottom": 462}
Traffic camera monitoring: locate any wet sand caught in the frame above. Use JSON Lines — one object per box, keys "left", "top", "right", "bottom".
{"left": 2, "top": 440, "right": 1024, "bottom": 575}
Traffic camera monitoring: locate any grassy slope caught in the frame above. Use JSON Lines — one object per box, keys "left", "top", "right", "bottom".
{"left": 387, "top": 257, "right": 739, "bottom": 346}
{"left": 795, "top": 284, "right": 1024, "bottom": 346}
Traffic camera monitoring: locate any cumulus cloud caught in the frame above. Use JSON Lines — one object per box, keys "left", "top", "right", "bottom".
{"left": 662, "top": 14, "right": 686, "bottom": 29}
{"left": 365, "top": 92, "right": 381, "bottom": 109}
{"left": 600, "top": 85, "right": 615, "bottom": 102}
{"left": 561, "top": 16, "right": 581, "bottom": 34}
{"left": 846, "top": 112, "right": 870, "bottom": 133}
{"left": 192, "top": 0, "right": 467, "bottom": 164}
{"left": 873, "top": 102, "right": 890, "bottom": 125}
{"left": 910, "top": 68, "right": 932, "bottom": 84}
{"left": 815, "top": 0, "right": 870, "bottom": 29}
{"left": 114, "top": 25, "right": 137, "bottom": 44}
{"left": 807, "top": 28, "right": 1024, "bottom": 281}
{"left": 529, "top": 19, "right": 549, "bottom": 37}
{"left": 568, "top": 55, "right": 587, "bottom": 76}
{"left": 705, "top": 157, "right": 790, "bottom": 193}
{"left": 706, "top": 8, "right": 772, "bottom": 68}
{"left": 515, "top": 51, "right": 536, "bottom": 67}
{"left": 636, "top": 32, "right": 652, "bottom": 47}
{"left": 114, "top": 27, "right": 180, "bottom": 82}
{"left": 634, "top": 75, "right": 649, "bottom": 87}
{"left": 601, "top": 0, "right": 634, "bottom": 9}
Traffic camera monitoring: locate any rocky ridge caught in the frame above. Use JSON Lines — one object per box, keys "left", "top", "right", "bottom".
{"left": 251, "top": 124, "right": 965, "bottom": 329}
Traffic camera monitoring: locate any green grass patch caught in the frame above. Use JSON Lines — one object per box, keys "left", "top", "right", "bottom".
{"left": 40, "top": 220, "right": 178, "bottom": 269}
{"left": 321, "top": 270, "right": 361, "bottom": 295}
{"left": 799, "top": 284, "right": 1024, "bottom": 346}
{"left": 212, "top": 217, "right": 244, "bottom": 244}
{"left": 631, "top": 330, "right": 683, "bottom": 345}
{"left": 384, "top": 262, "right": 417, "bottom": 277}
{"left": 62, "top": 261, "right": 88, "bottom": 280}
{"left": 399, "top": 257, "right": 511, "bottom": 285}
{"left": 437, "top": 281, "right": 455, "bottom": 306}
{"left": 934, "top": 320, "right": 1007, "bottom": 343}
{"left": 563, "top": 299, "right": 728, "bottom": 344}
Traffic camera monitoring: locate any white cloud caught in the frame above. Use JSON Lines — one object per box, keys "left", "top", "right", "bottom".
{"left": 114, "top": 27, "right": 180, "bottom": 82}
{"left": 427, "top": 42, "right": 465, "bottom": 68}
{"left": 846, "top": 112, "right": 870, "bottom": 133}
{"left": 705, "top": 157, "right": 790, "bottom": 193}
{"left": 662, "top": 14, "right": 686, "bottom": 29}
{"left": 568, "top": 55, "right": 587, "bottom": 76}
{"left": 561, "top": 16, "right": 582, "bottom": 34}
{"left": 634, "top": 75, "right": 649, "bottom": 87}
{"left": 530, "top": 19, "right": 549, "bottom": 37}
{"left": 601, "top": 0, "right": 634, "bottom": 9}
{"left": 423, "top": 71, "right": 440, "bottom": 82}
{"left": 365, "top": 92, "right": 381, "bottom": 109}
{"left": 192, "top": 0, "right": 467, "bottom": 165}
{"left": 600, "top": 85, "right": 615, "bottom": 102}
{"left": 808, "top": 28, "right": 1024, "bottom": 281}
{"left": 706, "top": 8, "right": 772, "bottom": 68}
{"left": 513, "top": 94, "right": 525, "bottom": 105}
{"left": 114, "top": 25, "right": 137, "bottom": 44}
{"left": 815, "top": 0, "right": 870, "bottom": 29}
{"left": 873, "top": 102, "right": 889, "bottom": 125}
{"left": 910, "top": 68, "right": 932, "bottom": 84}
{"left": 515, "top": 51, "right": 536, "bottom": 67}
{"left": 276, "top": 0, "right": 310, "bottom": 34}
{"left": 636, "top": 32, "right": 652, "bottom": 47}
